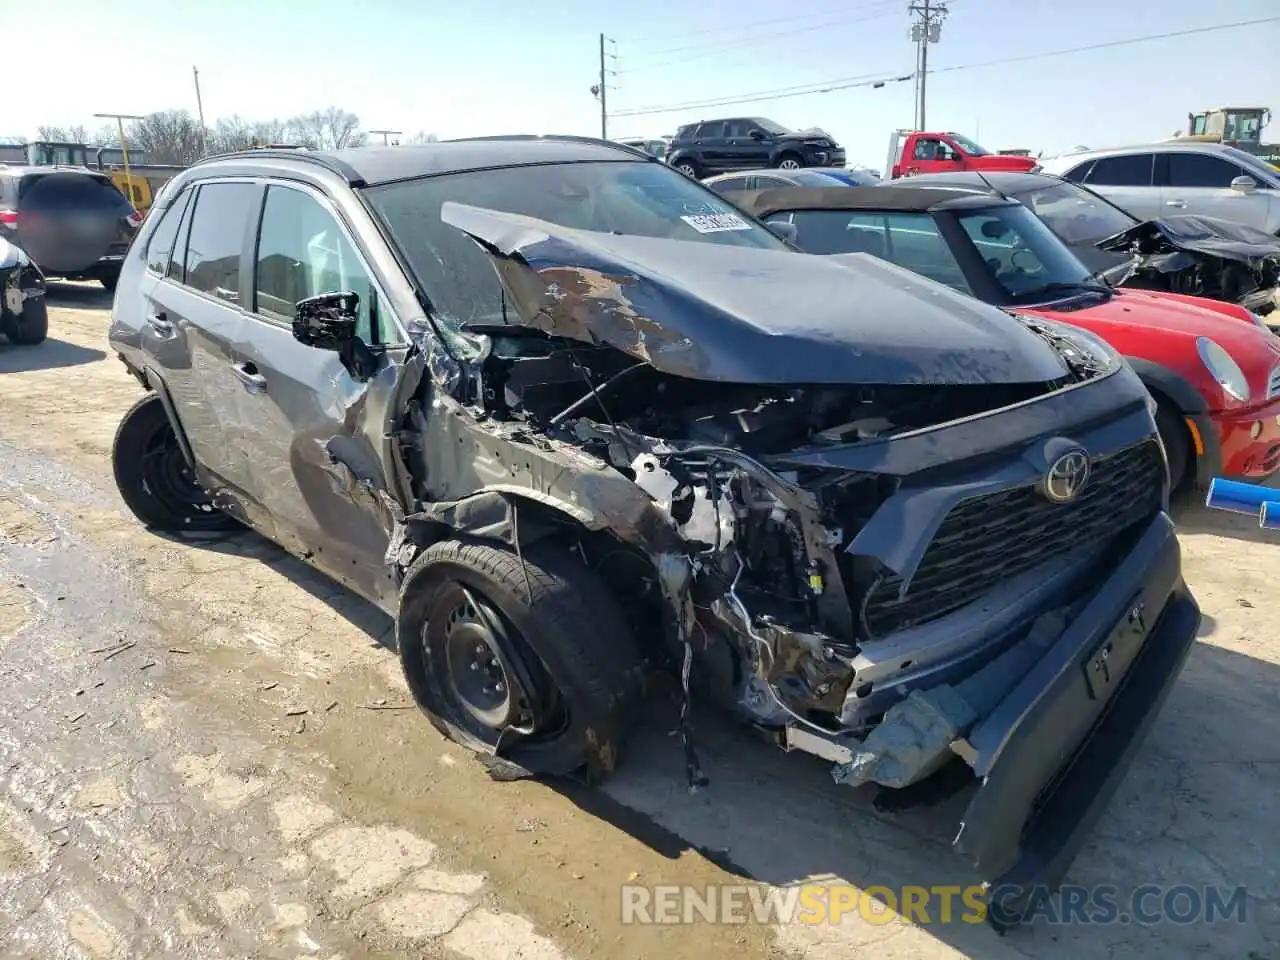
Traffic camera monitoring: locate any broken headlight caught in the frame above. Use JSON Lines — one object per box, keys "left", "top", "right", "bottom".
{"left": 1196, "top": 336, "right": 1250, "bottom": 403}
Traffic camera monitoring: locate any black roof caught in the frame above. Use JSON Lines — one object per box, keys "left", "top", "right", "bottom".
{"left": 201, "top": 135, "right": 650, "bottom": 187}
{"left": 735, "top": 185, "right": 1017, "bottom": 218}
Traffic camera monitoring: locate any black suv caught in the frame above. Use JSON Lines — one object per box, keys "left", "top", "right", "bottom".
{"left": 0, "top": 166, "right": 141, "bottom": 291}
{"left": 665, "top": 117, "right": 845, "bottom": 179}
{"left": 107, "top": 136, "right": 1196, "bottom": 926}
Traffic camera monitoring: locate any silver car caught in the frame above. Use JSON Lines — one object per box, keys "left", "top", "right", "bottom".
{"left": 1039, "top": 142, "right": 1280, "bottom": 234}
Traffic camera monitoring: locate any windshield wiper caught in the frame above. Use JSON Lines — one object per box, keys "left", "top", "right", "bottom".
{"left": 1023, "top": 278, "right": 1111, "bottom": 299}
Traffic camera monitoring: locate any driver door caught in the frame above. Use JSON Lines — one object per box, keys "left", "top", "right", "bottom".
{"left": 238, "top": 181, "right": 411, "bottom": 607}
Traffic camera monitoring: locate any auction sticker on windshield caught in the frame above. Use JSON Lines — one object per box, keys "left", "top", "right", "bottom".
{"left": 681, "top": 212, "right": 753, "bottom": 234}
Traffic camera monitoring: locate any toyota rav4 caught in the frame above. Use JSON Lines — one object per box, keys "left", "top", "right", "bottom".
{"left": 107, "top": 137, "right": 1199, "bottom": 926}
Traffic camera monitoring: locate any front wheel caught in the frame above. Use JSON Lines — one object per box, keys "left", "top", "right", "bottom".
{"left": 673, "top": 159, "right": 701, "bottom": 179}
{"left": 775, "top": 153, "right": 803, "bottom": 170}
{"left": 112, "top": 393, "right": 239, "bottom": 533}
{"left": 397, "top": 538, "right": 645, "bottom": 781}
{"left": 3, "top": 295, "right": 47, "bottom": 345}
{"left": 1155, "top": 402, "right": 1190, "bottom": 494}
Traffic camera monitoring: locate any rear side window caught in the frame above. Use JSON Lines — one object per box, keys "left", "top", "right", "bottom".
{"left": 1061, "top": 161, "right": 1093, "bottom": 183}
{"left": 146, "top": 188, "right": 193, "bottom": 275}
{"left": 1083, "top": 154, "right": 1154, "bottom": 187}
{"left": 706, "top": 176, "right": 749, "bottom": 196}
{"left": 181, "top": 182, "right": 259, "bottom": 303}
{"left": 18, "top": 174, "right": 132, "bottom": 213}
{"left": 1166, "top": 153, "right": 1243, "bottom": 189}
{"left": 696, "top": 122, "right": 725, "bottom": 138}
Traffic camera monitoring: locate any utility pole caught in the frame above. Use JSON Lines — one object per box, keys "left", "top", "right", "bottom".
{"left": 94, "top": 112, "right": 145, "bottom": 208}
{"left": 368, "top": 129, "right": 403, "bottom": 146}
{"left": 908, "top": 0, "right": 947, "bottom": 130}
{"left": 192, "top": 66, "right": 207, "bottom": 156}
{"left": 591, "top": 34, "right": 617, "bottom": 140}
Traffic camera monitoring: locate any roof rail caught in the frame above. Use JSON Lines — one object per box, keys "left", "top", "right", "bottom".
{"left": 194, "top": 148, "right": 366, "bottom": 186}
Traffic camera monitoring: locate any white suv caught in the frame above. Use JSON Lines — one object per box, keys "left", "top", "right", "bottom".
{"left": 1039, "top": 142, "right": 1280, "bottom": 234}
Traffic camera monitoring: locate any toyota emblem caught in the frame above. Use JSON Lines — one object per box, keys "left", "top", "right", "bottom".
{"left": 1043, "top": 450, "right": 1091, "bottom": 503}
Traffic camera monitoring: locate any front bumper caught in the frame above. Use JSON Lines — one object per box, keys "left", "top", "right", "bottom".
{"left": 1211, "top": 396, "right": 1280, "bottom": 478}
{"left": 955, "top": 511, "right": 1198, "bottom": 927}
{"left": 805, "top": 148, "right": 846, "bottom": 167}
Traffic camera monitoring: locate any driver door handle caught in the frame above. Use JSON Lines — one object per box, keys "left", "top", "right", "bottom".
{"left": 146, "top": 311, "right": 172, "bottom": 335}
{"left": 231, "top": 361, "right": 267, "bottom": 393}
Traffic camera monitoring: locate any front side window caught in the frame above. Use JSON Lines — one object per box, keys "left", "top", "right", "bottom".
{"left": 913, "top": 138, "right": 944, "bottom": 161}
{"left": 1166, "top": 153, "right": 1244, "bottom": 189}
{"left": 955, "top": 204, "right": 1097, "bottom": 301}
{"left": 750, "top": 118, "right": 790, "bottom": 136}
{"left": 1018, "top": 182, "right": 1137, "bottom": 244}
{"left": 146, "top": 187, "right": 192, "bottom": 274}
{"left": 363, "top": 160, "right": 787, "bottom": 332}
{"left": 181, "top": 182, "right": 259, "bottom": 303}
{"left": 1084, "top": 154, "right": 1154, "bottom": 187}
{"left": 254, "top": 185, "right": 379, "bottom": 342}
{"left": 724, "top": 120, "right": 754, "bottom": 138}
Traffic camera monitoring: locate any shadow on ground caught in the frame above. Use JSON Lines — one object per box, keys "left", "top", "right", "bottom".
{"left": 0, "top": 337, "right": 106, "bottom": 372}
{"left": 43, "top": 280, "right": 115, "bottom": 310}
{"left": 173, "top": 528, "right": 1278, "bottom": 957}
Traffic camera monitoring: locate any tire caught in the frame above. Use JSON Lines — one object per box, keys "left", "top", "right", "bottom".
{"left": 112, "top": 393, "right": 239, "bottom": 533}
{"left": 775, "top": 153, "right": 803, "bottom": 170}
{"left": 1155, "top": 401, "right": 1190, "bottom": 494}
{"left": 4, "top": 295, "right": 47, "bottom": 345}
{"left": 397, "top": 537, "right": 645, "bottom": 781}
{"left": 674, "top": 159, "right": 701, "bottom": 179}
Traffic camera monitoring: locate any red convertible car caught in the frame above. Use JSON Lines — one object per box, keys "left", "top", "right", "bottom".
{"left": 740, "top": 186, "right": 1280, "bottom": 491}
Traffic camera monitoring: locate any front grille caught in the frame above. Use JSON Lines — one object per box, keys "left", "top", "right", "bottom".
{"left": 860, "top": 440, "right": 1165, "bottom": 637}
{"left": 1268, "top": 365, "right": 1280, "bottom": 400}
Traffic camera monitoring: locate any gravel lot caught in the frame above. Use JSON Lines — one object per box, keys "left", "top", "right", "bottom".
{"left": 0, "top": 284, "right": 1276, "bottom": 959}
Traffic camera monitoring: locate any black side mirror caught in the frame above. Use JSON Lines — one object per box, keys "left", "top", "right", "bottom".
{"left": 293, "top": 291, "right": 378, "bottom": 381}
{"left": 950, "top": 151, "right": 964, "bottom": 162}
{"left": 748, "top": 129, "right": 766, "bottom": 140}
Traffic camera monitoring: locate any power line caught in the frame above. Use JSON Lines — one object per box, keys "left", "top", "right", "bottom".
{"left": 612, "top": 16, "right": 1279, "bottom": 119}
{"left": 622, "top": 0, "right": 892, "bottom": 46}
{"left": 622, "top": 1, "right": 898, "bottom": 63}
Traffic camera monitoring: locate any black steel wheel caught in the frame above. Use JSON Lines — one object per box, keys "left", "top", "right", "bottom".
{"left": 112, "top": 393, "right": 239, "bottom": 533}
{"left": 398, "top": 537, "right": 645, "bottom": 780}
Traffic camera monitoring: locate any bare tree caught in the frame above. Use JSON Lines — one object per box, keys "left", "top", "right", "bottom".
{"left": 0, "top": 134, "right": 27, "bottom": 144}
{"left": 288, "top": 107, "right": 366, "bottom": 150}
{"left": 36, "top": 124, "right": 91, "bottom": 142}
{"left": 210, "top": 115, "right": 257, "bottom": 153}
{"left": 125, "top": 110, "right": 206, "bottom": 165}
{"left": 91, "top": 124, "right": 120, "bottom": 147}
{"left": 407, "top": 131, "right": 440, "bottom": 144}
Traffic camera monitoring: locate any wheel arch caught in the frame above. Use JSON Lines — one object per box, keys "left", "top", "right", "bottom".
{"left": 1125, "top": 356, "right": 1220, "bottom": 490}
{"left": 141, "top": 366, "right": 198, "bottom": 471}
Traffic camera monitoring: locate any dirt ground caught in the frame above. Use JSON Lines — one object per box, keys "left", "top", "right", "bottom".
{"left": 0, "top": 284, "right": 1276, "bottom": 959}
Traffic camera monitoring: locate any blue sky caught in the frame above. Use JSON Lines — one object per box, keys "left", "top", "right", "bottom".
{"left": 12, "top": 0, "right": 1279, "bottom": 167}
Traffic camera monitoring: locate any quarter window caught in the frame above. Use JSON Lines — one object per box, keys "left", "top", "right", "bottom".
{"left": 1166, "top": 153, "right": 1243, "bottom": 189}
{"left": 182, "top": 182, "right": 258, "bottom": 303}
{"left": 1083, "top": 154, "right": 1154, "bottom": 187}
{"left": 253, "top": 185, "right": 379, "bottom": 343}
{"left": 146, "top": 187, "right": 192, "bottom": 275}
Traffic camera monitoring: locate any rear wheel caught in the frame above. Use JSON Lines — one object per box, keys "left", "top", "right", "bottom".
{"left": 112, "top": 393, "right": 239, "bottom": 533}
{"left": 1155, "top": 402, "right": 1190, "bottom": 494}
{"left": 3, "top": 295, "right": 48, "bottom": 345}
{"left": 398, "top": 537, "right": 645, "bottom": 781}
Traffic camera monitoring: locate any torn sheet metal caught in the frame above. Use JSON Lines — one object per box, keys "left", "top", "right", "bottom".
{"left": 439, "top": 202, "right": 1071, "bottom": 386}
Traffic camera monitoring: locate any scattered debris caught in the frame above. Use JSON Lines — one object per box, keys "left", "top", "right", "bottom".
{"left": 360, "top": 702, "right": 414, "bottom": 711}
{"left": 74, "top": 689, "right": 85, "bottom": 697}
{"left": 295, "top": 716, "right": 306, "bottom": 734}
{"left": 139, "top": 661, "right": 157, "bottom": 671}
{"left": 1238, "top": 598, "right": 1255, "bottom": 608}
{"left": 261, "top": 681, "right": 279, "bottom": 691}
{"left": 67, "top": 712, "right": 86, "bottom": 725}
{"left": 167, "top": 647, "right": 191, "bottom": 655}
{"left": 101, "top": 641, "right": 137, "bottom": 662}
{"left": 324, "top": 700, "right": 338, "bottom": 712}
{"left": 284, "top": 708, "right": 308, "bottom": 717}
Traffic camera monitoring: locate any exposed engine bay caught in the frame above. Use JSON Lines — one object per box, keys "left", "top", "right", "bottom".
{"left": 408, "top": 312, "right": 1124, "bottom": 795}
{"left": 1099, "top": 216, "right": 1280, "bottom": 317}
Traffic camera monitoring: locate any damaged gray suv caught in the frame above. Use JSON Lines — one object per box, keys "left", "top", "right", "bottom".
{"left": 107, "top": 136, "right": 1200, "bottom": 926}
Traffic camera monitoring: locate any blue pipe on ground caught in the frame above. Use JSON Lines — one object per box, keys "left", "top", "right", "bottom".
{"left": 1204, "top": 478, "right": 1280, "bottom": 516}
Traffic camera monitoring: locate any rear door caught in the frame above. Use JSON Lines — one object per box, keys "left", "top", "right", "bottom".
{"left": 14, "top": 172, "right": 134, "bottom": 274}
{"left": 1158, "top": 151, "right": 1271, "bottom": 230}
{"left": 140, "top": 179, "right": 264, "bottom": 514}
{"left": 237, "top": 180, "right": 409, "bottom": 601}
{"left": 1078, "top": 152, "right": 1158, "bottom": 220}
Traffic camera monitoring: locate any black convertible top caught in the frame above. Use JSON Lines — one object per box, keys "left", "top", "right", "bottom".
{"left": 736, "top": 185, "right": 1019, "bottom": 218}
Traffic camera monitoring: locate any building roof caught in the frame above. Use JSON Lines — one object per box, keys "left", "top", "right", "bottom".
{"left": 203, "top": 135, "right": 650, "bottom": 187}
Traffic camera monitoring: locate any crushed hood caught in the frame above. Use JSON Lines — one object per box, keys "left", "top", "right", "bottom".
{"left": 1097, "top": 215, "right": 1280, "bottom": 267}
{"left": 440, "top": 202, "right": 1070, "bottom": 385}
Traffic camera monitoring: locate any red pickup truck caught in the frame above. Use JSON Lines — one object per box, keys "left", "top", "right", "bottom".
{"left": 886, "top": 130, "right": 1039, "bottom": 179}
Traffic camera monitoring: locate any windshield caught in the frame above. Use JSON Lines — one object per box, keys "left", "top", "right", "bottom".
{"left": 752, "top": 118, "right": 792, "bottom": 136}
{"left": 1016, "top": 181, "right": 1137, "bottom": 244}
{"left": 948, "top": 134, "right": 990, "bottom": 157}
{"left": 956, "top": 204, "right": 1100, "bottom": 301}
{"left": 363, "top": 160, "right": 787, "bottom": 331}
